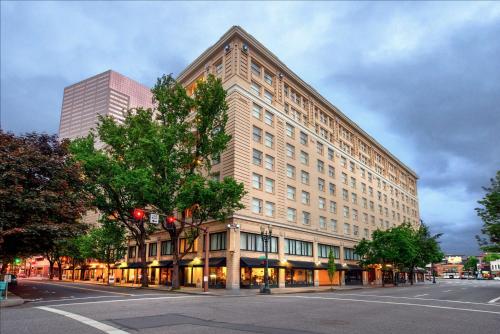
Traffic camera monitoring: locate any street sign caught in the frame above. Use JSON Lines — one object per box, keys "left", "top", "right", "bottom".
{"left": 149, "top": 213, "right": 159, "bottom": 224}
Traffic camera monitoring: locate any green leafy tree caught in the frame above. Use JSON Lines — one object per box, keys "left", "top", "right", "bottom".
{"left": 327, "top": 248, "right": 337, "bottom": 290}
{"left": 483, "top": 253, "right": 500, "bottom": 262}
{"left": 78, "top": 218, "right": 127, "bottom": 284}
{"left": 0, "top": 131, "right": 90, "bottom": 273}
{"left": 70, "top": 74, "right": 245, "bottom": 289}
{"left": 476, "top": 171, "right": 500, "bottom": 252}
{"left": 463, "top": 256, "right": 479, "bottom": 276}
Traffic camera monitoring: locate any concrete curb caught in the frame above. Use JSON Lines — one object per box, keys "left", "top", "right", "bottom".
{"left": 0, "top": 292, "right": 25, "bottom": 308}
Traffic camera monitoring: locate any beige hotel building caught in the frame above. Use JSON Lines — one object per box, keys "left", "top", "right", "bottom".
{"left": 60, "top": 26, "right": 420, "bottom": 289}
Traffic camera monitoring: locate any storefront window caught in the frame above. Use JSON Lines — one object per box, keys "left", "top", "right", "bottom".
{"left": 285, "top": 269, "right": 313, "bottom": 286}
{"left": 209, "top": 267, "right": 226, "bottom": 288}
{"left": 240, "top": 268, "right": 278, "bottom": 288}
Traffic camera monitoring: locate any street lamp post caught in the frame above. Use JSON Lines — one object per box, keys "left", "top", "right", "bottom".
{"left": 432, "top": 263, "right": 436, "bottom": 284}
{"left": 260, "top": 225, "right": 272, "bottom": 294}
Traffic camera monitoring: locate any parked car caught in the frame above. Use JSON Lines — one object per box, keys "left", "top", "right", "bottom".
{"left": 7, "top": 274, "right": 17, "bottom": 286}
{"left": 493, "top": 276, "right": 500, "bottom": 281}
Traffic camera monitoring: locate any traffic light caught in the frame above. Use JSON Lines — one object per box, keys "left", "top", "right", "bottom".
{"left": 133, "top": 208, "right": 145, "bottom": 220}
{"left": 14, "top": 258, "right": 21, "bottom": 265}
{"left": 166, "top": 216, "right": 176, "bottom": 224}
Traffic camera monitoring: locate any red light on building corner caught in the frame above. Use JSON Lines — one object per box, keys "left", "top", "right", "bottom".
{"left": 166, "top": 216, "right": 176, "bottom": 224}
{"left": 133, "top": 208, "right": 145, "bottom": 220}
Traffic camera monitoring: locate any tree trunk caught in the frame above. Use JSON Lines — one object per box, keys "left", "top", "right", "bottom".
{"left": 138, "top": 236, "right": 148, "bottom": 287}
{"left": 49, "top": 261, "right": 54, "bottom": 279}
{"left": 410, "top": 268, "right": 414, "bottom": 285}
{"left": 56, "top": 260, "right": 63, "bottom": 280}
{"left": 107, "top": 263, "right": 111, "bottom": 285}
{"left": 171, "top": 237, "right": 180, "bottom": 290}
{"left": 72, "top": 258, "right": 76, "bottom": 282}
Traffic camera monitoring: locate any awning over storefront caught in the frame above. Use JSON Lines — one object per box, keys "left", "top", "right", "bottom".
{"left": 180, "top": 257, "right": 227, "bottom": 267}
{"left": 346, "top": 264, "right": 363, "bottom": 271}
{"left": 125, "top": 262, "right": 151, "bottom": 269}
{"left": 316, "top": 263, "right": 345, "bottom": 270}
{"left": 240, "top": 257, "right": 282, "bottom": 268}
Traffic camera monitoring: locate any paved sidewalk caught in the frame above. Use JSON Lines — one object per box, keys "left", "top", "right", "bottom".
{"left": 0, "top": 291, "right": 24, "bottom": 308}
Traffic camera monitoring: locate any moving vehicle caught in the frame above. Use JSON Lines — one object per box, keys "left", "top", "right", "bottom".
{"left": 443, "top": 272, "right": 460, "bottom": 279}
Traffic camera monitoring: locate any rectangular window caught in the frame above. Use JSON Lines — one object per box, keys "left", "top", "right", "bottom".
{"left": 318, "top": 178, "right": 325, "bottom": 192}
{"left": 250, "top": 82, "right": 261, "bottom": 96}
{"left": 317, "top": 159, "right": 324, "bottom": 173}
{"left": 252, "top": 103, "right": 262, "bottom": 120}
{"left": 344, "top": 223, "right": 350, "bottom": 235}
{"left": 252, "top": 149, "right": 263, "bottom": 166}
{"left": 329, "top": 183, "right": 336, "bottom": 196}
{"left": 353, "top": 225, "right": 359, "bottom": 236}
{"left": 317, "top": 142, "right": 324, "bottom": 155}
{"left": 330, "top": 219, "right": 338, "bottom": 232}
{"left": 287, "top": 186, "right": 296, "bottom": 200}
{"left": 128, "top": 246, "right": 136, "bottom": 259}
{"left": 264, "top": 155, "right": 274, "bottom": 170}
{"left": 252, "top": 173, "right": 263, "bottom": 189}
{"left": 341, "top": 172, "right": 348, "bottom": 185}
{"left": 286, "top": 144, "right": 295, "bottom": 159}
{"left": 265, "top": 178, "right": 274, "bottom": 193}
{"left": 160, "top": 240, "right": 172, "bottom": 255}
{"left": 329, "top": 201, "right": 337, "bottom": 213}
{"left": 342, "top": 189, "right": 349, "bottom": 201}
{"left": 300, "top": 131, "right": 308, "bottom": 145}
{"left": 301, "top": 191, "right": 310, "bottom": 205}
{"left": 264, "top": 111, "right": 274, "bottom": 126}
{"left": 328, "top": 165, "right": 335, "bottom": 178}
{"left": 349, "top": 161, "right": 355, "bottom": 172}
{"left": 286, "top": 164, "right": 296, "bottom": 178}
{"left": 285, "top": 238, "right": 313, "bottom": 256}
{"left": 328, "top": 148, "right": 334, "bottom": 161}
{"left": 344, "top": 247, "right": 361, "bottom": 260}
{"left": 215, "top": 62, "right": 223, "bottom": 76}
{"left": 252, "top": 198, "right": 263, "bottom": 214}
{"left": 264, "top": 132, "right": 274, "bottom": 148}
{"left": 318, "top": 244, "right": 340, "bottom": 258}
{"left": 300, "top": 151, "right": 309, "bottom": 165}
{"left": 287, "top": 207, "right": 297, "bottom": 222}
{"left": 210, "top": 232, "right": 226, "bottom": 251}
{"left": 253, "top": 126, "right": 262, "bottom": 143}
{"left": 265, "top": 201, "right": 275, "bottom": 217}
{"left": 319, "top": 216, "right": 326, "bottom": 229}
{"left": 264, "top": 90, "right": 273, "bottom": 104}
{"left": 350, "top": 177, "right": 356, "bottom": 189}
{"left": 301, "top": 171, "right": 309, "bottom": 185}
{"left": 148, "top": 243, "right": 157, "bottom": 257}
{"left": 319, "top": 197, "right": 326, "bottom": 209}
{"left": 352, "top": 193, "right": 357, "bottom": 205}
{"left": 343, "top": 206, "right": 350, "bottom": 218}
{"left": 240, "top": 232, "right": 278, "bottom": 253}
{"left": 264, "top": 72, "right": 273, "bottom": 85}
{"left": 251, "top": 61, "right": 261, "bottom": 76}
{"left": 285, "top": 123, "right": 295, "bottom": 138}
{"left": 302, "top": 211, "right": 311, "bottom": 225}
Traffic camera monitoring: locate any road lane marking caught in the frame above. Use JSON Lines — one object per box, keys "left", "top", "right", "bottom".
{"left": 325, "top": 293, "right": 500, "bottom": 307}
{"left": 36, "top": 306, "right": 129, "bottom": 334}
{"left": 26, "top": 281, "right": 133, "bottom": 296}
{"left": 29, "top": 293, "right": 176, "bottom": 304}
{"left": 443, "top": 290, "right": 452, "bottom": 292}
{"left": 414, "top": 294, "right": 428, "bottom": 297}
{"left": 274, "top": 296, "right": 500, "bottom": 315}
{"left": 488, "top": 296, "right": 500, "bottom": 304}
{"left": 44, "top": 295, "right": 208, "bottom": 307}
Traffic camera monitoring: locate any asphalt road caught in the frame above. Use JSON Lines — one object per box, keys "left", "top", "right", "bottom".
{"left": 1, "top": 278, "right": 499, "bottom": 334}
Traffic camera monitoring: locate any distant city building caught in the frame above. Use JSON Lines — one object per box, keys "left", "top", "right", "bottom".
{"left": 60, "top": 26, "right": 420, "bottom": 289}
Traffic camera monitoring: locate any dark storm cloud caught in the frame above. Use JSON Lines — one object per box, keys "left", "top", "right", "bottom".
{"left": 328, "top": 16, "right": 500, "bottom": 254}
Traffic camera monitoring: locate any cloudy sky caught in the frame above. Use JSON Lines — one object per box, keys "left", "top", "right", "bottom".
{"left": 2, "top": 1, "right": 499, "bottom": 255}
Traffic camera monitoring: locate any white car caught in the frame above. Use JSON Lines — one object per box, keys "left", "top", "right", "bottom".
{"left": 493, "top": 277, "right": 500, "bottom": 281}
